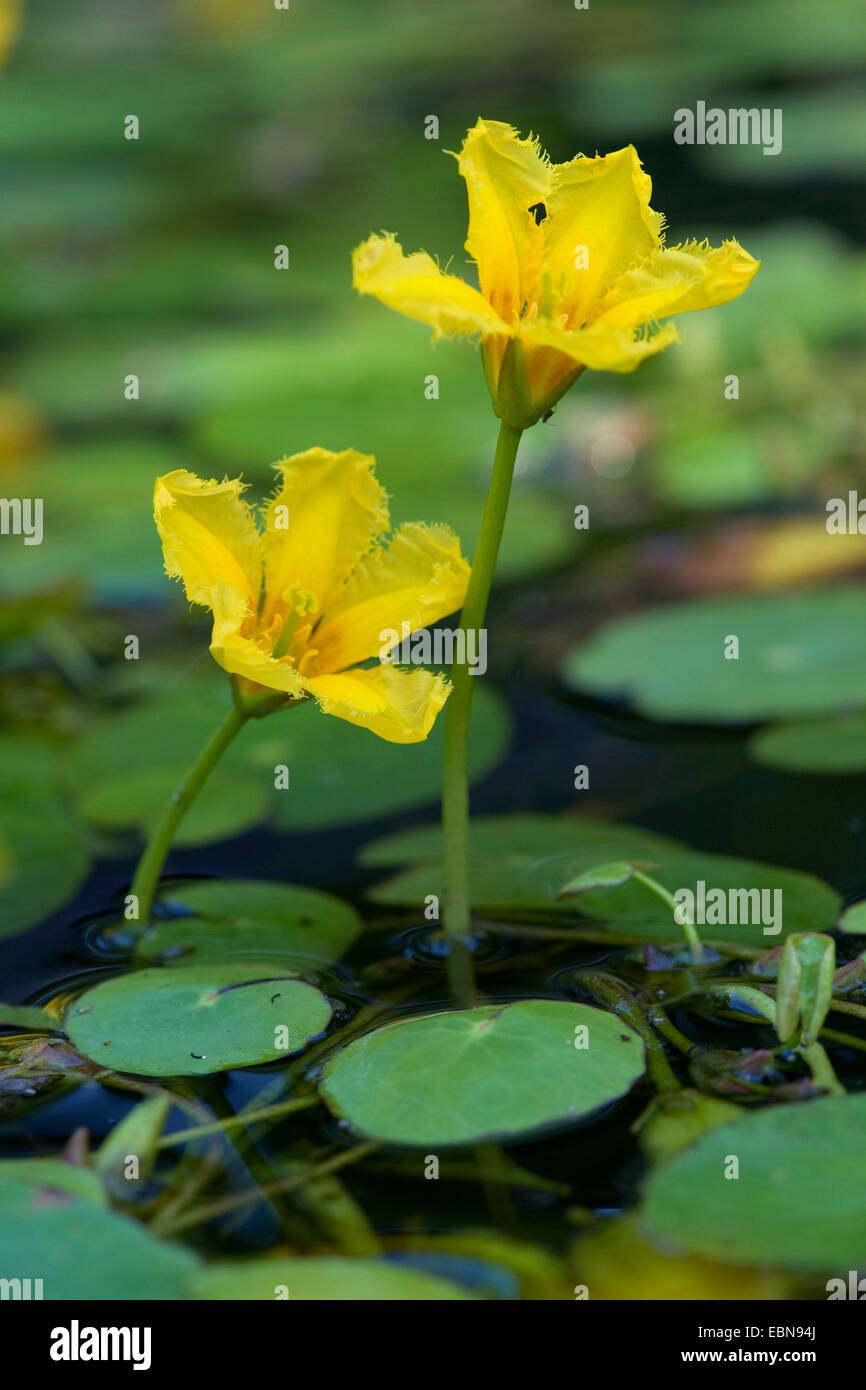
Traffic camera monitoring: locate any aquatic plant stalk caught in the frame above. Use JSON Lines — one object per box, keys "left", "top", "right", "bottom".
{"left": 579, "top": 971, "right": 682, "bottom": 1094}
{"left": 156, "top": 1094, "right": 319, "bottom": 1149}
{"left": 160, "top": 1140, "right": 380, "bottom": 1235}
{"left": 129, "top": 702, "right": 248, "bottom": 924}
{"left": 442, "top": 419, "right": 523, "bottom": 1003}
{"left": 631, "top": 867, "right": 705, "bottom": 963}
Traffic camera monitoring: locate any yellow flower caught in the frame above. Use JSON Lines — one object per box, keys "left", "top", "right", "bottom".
{"left": 153, "top": 449, "right": 470, "bottom": 743}
{"left": 353, "top": 119, "right": 759, "bottom": 428}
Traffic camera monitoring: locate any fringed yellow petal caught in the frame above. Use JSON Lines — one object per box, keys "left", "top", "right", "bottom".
{"left": 302, "top": 664, "right": 451, "bottom": 744}
{"left": 544, "top": 145, "right": 664, "bottom": 326}
{"left": 312, "top": 522, "right": 471, "bottom": 674}
{"left": 457, "top": 118, "right": 551, "bottom": 324}
{"left": 260, "top": 447, "right": 389, "bottom": 625}
{"left": 594, "top": 238, "right": 760, "bottom": 328}
{"left": 153, "top": 470, "right": 262, "bottom": 608}
{"left": 352, "top": 233, "right": 509, "bottom": 340}
{"left": 522, "top": 316, "right": 680, "bottom": 376}
{"left": 208, "top": 580, "right": 305, "bottom": 698}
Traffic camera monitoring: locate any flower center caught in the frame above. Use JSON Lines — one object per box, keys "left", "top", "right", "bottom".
{"left": 271, "top": 607, "right": 303, "bottom": 661}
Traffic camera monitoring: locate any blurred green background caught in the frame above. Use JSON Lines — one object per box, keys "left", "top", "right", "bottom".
{"left": 1, "top": 0, "right": 865, "bottom": 944}
{"left": 2, "top": 0, "right": 864, "bottom": 599}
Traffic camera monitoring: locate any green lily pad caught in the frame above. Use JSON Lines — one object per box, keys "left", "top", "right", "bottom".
{"left": 365, "top": 818, "right": 839, "bottom": 947}
{"left": 641, "top": 1095, "right": 866, "bottom": 1272}
{"left": 63, "top": 965, "right": 332, "bottom": 1076}
{"left": 319, "top": 1000, "right": 645, "bottom": 1148}
{"left": 0, "top": 1159, "right": 198, "bottom": 1299}
{"left": 0, "top": 439, "right": 184, "bottom": 600}
{"left": 79, "top": 766, "right": 269, "bottom": 845}
{"left": 652, "top": 424, "right": 770, "bottom": 511}
{"left": 0, "top": 790, "right": 89, "bottom": 938}
{"left": 359, "top": 813, "right": 678, "bottom": 868}
{"left": 189, "top": 1255, "right": 474, "bottom": 1301}
{"left": 750, "top": 713, "right": 866, "bottom": 774}
{"left": 137, "top": 879, "right": 361, "bottom": 966}
{"left": 63, "top": 675, "right": 232, "bottom": 787}
{"left": 563, "top": 589, "right": 866, "bottom": 722}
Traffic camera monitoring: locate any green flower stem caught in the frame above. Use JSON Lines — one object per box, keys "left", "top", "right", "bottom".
{"left": 129, "top": 702, "right": 249, "bottom": 925}
{"left": 802, "top": 1042, "right": 846, "bottom": 1096}
{"left": 631, "top": 867, "right": 705, "bottom": 963}
{"left": 442, "top": 418, "right": 523, "bottom": 1004}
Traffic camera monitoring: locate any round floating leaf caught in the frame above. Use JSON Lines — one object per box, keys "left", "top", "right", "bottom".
{"left": 0, "top": 439, "right": 186, "bottom": 600}
{"left": 652, "top": 424, "right": 771, "bottom": 511}
{"left": 366, "top": 818, "right": 839, "bottom": 947}
{"left": 138, "top": 878, "right": 361, "bottom": 966}
{"left": 0, "top": 1161, "right": 198, "bottom": 1299}
{"left": 359, "top": 813, "right": 678, "bottom": 868}
{"left": 64, "top": 676, "right": 230, "bottom": 787}
{"left": 0, "top": 733, "right": 66, "bottom": 789}
{"left": 189, "top": 1255, "right": 474, "bottom": 1301}
{"left": 319, "top": 1000, "right": 645, "bottom": 1148}
{"left": 750, "top": 713, "right": 866, "bottom": 774}
{"left": 0, "top": 790, "right": 89, "bottom": 938}
{"left": 64, "top": 965, "right": 332, "bottom": 1076}
{"left": 79, "top": 766, "right": 269, "bottom": 845}
{"left": 641, "top": 1095, "right": 866, "bottom": 1272}
{"left": 564, "top": 589, "right": 866, "bottom": 722}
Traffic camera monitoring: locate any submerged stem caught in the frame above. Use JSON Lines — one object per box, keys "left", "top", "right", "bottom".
{"left": 159, "top": 1141, "right": 379, "bottom": 1235}
{"left": 441, "top": 419, "right": 523, "bottom": 1005}
{"left": 579, "top": 972, "right": 682, "bottom": 1094}
{"left": 156, "top": 1094, "right": 319, "bottom": 1149}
